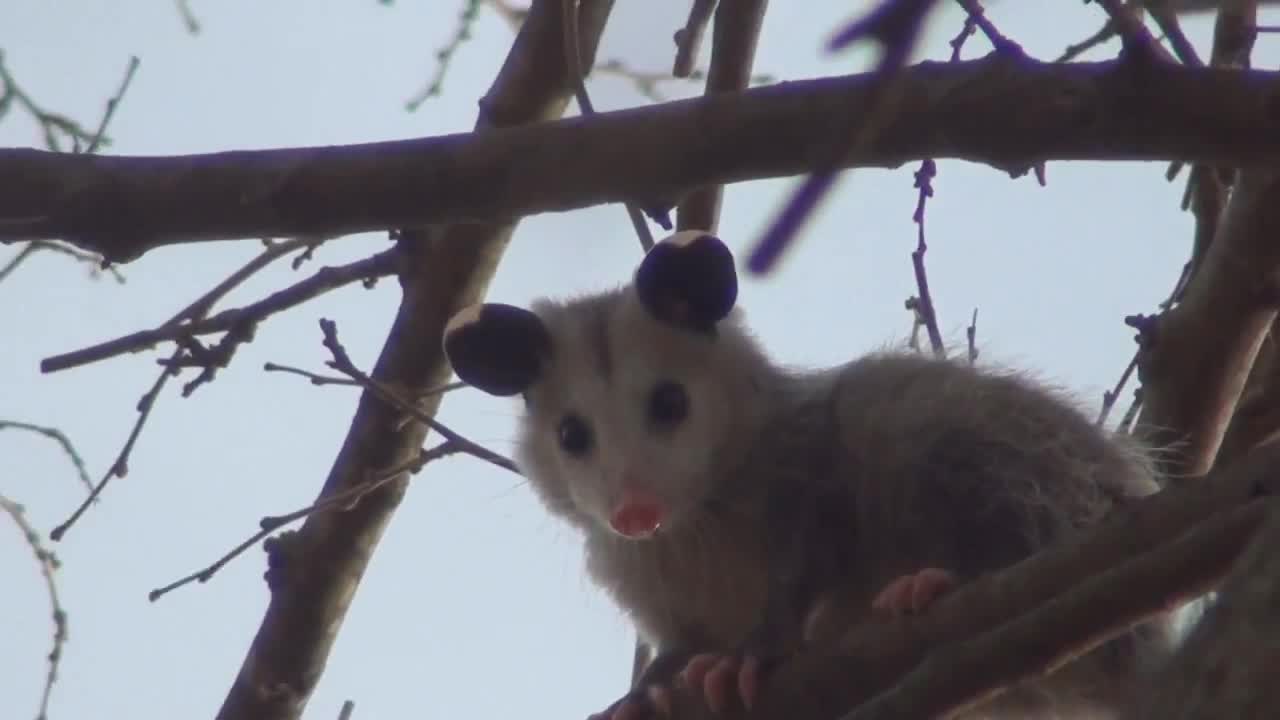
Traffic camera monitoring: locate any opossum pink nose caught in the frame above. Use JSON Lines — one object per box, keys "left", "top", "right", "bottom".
{"left": 610, "top": 490, "right": 665, "bottom": 538}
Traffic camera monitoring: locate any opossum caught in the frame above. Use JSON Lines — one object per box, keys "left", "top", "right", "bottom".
{"left": 442, "top": 230, "right": 1184, "bottom": 720}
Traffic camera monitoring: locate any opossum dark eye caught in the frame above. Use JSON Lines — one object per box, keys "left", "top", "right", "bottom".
{"left": 648, "top": 381, "right": 689, "bottom": 428}
{"left": 557, "top": 414, "right": 593, "bottom": 457}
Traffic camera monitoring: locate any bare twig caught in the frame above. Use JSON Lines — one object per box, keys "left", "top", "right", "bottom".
{"left": 1090, "top": 0, "right": 1178, "bottom": 63}
{"left": 41, "top": 246, "right": 397, "bottom": 374}
{"left": 596, "top": 58, "right": 774, "bottom": 103}
{"left": 49, "top": 358, "right": 176, "bottom": 541}
{"left": 951, "top": 0, "right": 1022, "bottom": 56}
{"left": 1148, "top": 5, "right": 1205, "bottom": 66}
{"left": 673, "top": 0, "right": 718, "bottom": 77}
{"left": 318, "top": 318, "right": 519, "bottom": 474}
{"left": 0, "top": 240, "right": 125, "bottom": 285}
{"left": 405, "top": 0, "right": 484, "bottom": 111}
{"left": 148, "top": 439, "right": 474, "bottom": 602}
{"left": 264, "top": 361, "right": 466, "bottom": 399}
{"left": 337, "top": 700, "right": 355, "bottom": 720}
{"left": 47, "top": 240, "right": 318, "bottom": 539}
{"left": 0, "top": 51, "right": 100, "bottom": 151}
{"left": 174, "top": 0, "right": 201, "bottom": 34}
{"left": 262, "top": 362, "right": 361, "bottom": 387}
{"left": 1057, "top": 17, "right": 1122, "bottom": 62}
{"left": 748, "top": 0, "right": 943, "bottom": 275}
{"left": 908, "top": 159, "right": 945, "bottom": 358}
{"left": 965, "top": 308, "right": 978, "bottom": 364}
{"left": 84, "top": 56, "right": 141, "bottom": 154}
{"left": 1097, "top": 350, "right": 1140, "bottom": 427}
{"left": 0, "top": 421, "right": 94, "bottom": 495}
{"left": 561, "top": 0, "right": 654, "bottom": 251}
{"left": 2, "top": 493, "right": 69, "bottom": 720}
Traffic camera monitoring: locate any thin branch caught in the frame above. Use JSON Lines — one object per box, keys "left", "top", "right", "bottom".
{"left": 41, "top": 246, "right": 397, "bottom": 374}
{"left": 405, "top": 0, "right": 483, "bottom": 111}
{"left": 908, "top": 161, "right": 945, "bottom": 358}
{"left": 148, "top": 439, "right": 472, "bottom": 602}
{"left": 1148, "top": 5, "right": 1205, "bottom": 66}
{"left": 1090, "top": 0, "right": 1178, "bottom": 63}
{"left": 49, "top": 358, "right": 175, "bottom": 541}
{"left": 561, "top": 0, "right": 654, "bottom": 251}
{"left": 318, "top": 318, "right": 519, "bottom": 474}
{"left": 675, "top": 0, "right": 769, "bottom": 236}
{"left": 951, "top": 0, "right": 1022, "bottom": 56}
{"left": 262, "top": 362, "right": 362, "bottom": 387}
{"left": 2, "top": 493, "right": 69, "bottom": 720}
{"left": 965, "top": 308, "right": 978, "bottom": 364}
{"left": 169, "top": 238, "right": 314, "bottom": 326}
{"left": 263, "top": 361, "right": 466, "bottom": 399}
{"left": 0, "top": 240, "right": 126, "bottom": 285}
{"left": 751, "top": 0, "right": 943, "bottom": 274}
{"left": 84, "top": 56, "right": 141, "bottom": 154}
{"left": 47, "top": 240, "right": 316, "bottom": 539}
{"left": 673, "top": 0, "right": 718, "bottom": 78}
{"left": 174, "top": 0, "right": 201, "bottom": 34}
{"left": 1057, "top": 17, "right": 1121, "bottom": 62}
{"left": 0, "top": 421, "right": 94, "bottom": 495}
{"left": 1097, "top": 350, "right": 1139, "bottom": 427}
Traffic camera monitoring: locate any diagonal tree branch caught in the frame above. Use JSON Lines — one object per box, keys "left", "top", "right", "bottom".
{"left": 3, "top": 58, "right": 1279, "bottom": 263}
{"left": 660, "top": 440, "right": 1280, "bottom": 720}
{"left": 213, "top": 2, "right": 616, "bottom": 719}
{"left": 1129, "top": 496, "right": 1280, "bottom": 718}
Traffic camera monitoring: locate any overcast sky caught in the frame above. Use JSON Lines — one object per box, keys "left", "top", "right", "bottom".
{"left": 4, "top": 2, "right": 1277, "bottom": 719}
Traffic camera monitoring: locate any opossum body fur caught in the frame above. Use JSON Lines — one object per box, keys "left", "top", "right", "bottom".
{"left": 443, "top": 230, "right": 1184, "bottom": 720}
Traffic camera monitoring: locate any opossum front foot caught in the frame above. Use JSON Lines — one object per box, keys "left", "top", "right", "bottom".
{"left": 678, "top": 648, "right": 776, "bottom": 714}
{"left": 871, "top": 567, "right": 957, "bottom": 615}
{"left": 588, "top": 684, "right": 673, "bottom": 720}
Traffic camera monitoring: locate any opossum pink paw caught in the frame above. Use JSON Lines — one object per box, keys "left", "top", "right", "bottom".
{"left": 678, "top": 651, "right": 768, "bottom": 713}
{"left": 589, "top": 684, "right": 672, "bottom": 720}
{"left": 871, "top": 567, "right": 957, "bottom": 616}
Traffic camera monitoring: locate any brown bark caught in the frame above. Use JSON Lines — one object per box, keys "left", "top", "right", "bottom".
{"left": 3, "top": 57, "right": 1280, "bottom": 263}
{"left": 1129, "top": 498, "right": 1280, "bottom": 719}
{"left": 656, "top": 441, "right": 1280, "bottom": 720}
{"left": 1134, "top": 168, "right": 1280, "bottom": 478}
{"left": 674, "top": 0, "right": 768, "bottom": 235}
{"left": 213, "top": 2, "right": 615, "bottom": 719}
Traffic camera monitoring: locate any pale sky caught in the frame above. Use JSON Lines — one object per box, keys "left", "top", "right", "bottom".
{"left": 4, "top": 2, "right": 1276, "bottom": 719}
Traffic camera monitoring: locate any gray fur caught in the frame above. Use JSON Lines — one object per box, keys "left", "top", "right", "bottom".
{"left": 491, "top": 275, "right": 1179, "bottom": 719}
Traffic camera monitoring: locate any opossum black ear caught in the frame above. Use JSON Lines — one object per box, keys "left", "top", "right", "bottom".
{"left": 634, "top": 230, "right": 738, "bottom": 334}
{"left": 443, "top": 303, "right": 551, "bottom": 397}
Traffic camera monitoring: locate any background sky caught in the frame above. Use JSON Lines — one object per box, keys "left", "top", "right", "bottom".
{"left": 4, "top": 2, "right": 1277, "bottom": 719}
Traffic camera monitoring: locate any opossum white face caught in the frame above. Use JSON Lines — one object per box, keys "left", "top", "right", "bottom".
{"left": 443, "top": 231, "right": 764, "bottom": 540}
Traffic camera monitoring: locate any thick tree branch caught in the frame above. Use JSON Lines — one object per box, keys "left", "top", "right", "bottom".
{"left": 1134, "top": 167, "right": 1280, "bottom": 478}
{"left": 213, "top": 2, "right": 616, "bottom": 719}
{"left": 675, "top": 0, "right": 768, "bottom": 235}
{"left": 659, "top": 441, "right": 1280, "bottom": 720}
{"left": 1130, "top": 496, "right": 1280, "bottom": 718}
{"left": 3, "top": 57, "right": 1280, "bottom": 263}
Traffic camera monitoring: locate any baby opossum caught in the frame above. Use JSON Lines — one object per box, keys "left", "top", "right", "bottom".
{"left": 442, "top": 230, "right": 1184, "bottom": 720}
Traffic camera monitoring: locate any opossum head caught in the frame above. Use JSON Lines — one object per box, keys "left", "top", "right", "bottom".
{"left": 443, "top": 230, "right": 770, "bottom": 540}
